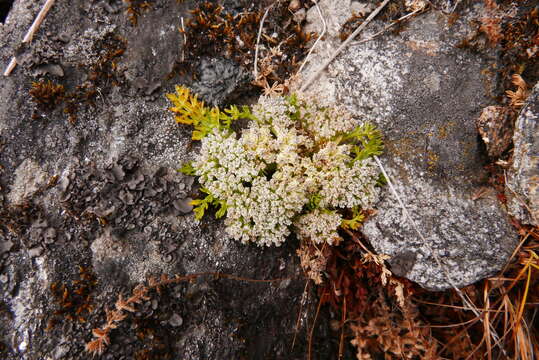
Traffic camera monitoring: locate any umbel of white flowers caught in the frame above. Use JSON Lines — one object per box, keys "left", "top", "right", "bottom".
{"left": 168, "top": 88, "right": 383, "bottom": 247}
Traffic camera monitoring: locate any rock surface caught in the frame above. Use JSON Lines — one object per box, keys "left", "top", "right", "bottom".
{"left": 301, "top": 0, "right": 518, "bottom": 290}
{"left": 0, "top": 1, "right": 336, "bottom": 359}
{"left": 507, "top": 83, "right": 539, "bottom": 226}
{"left": 0, "top": 0, "right": 530, "bottom": 358}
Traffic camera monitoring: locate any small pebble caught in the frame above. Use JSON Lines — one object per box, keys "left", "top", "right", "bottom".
{"left": 44, "top": 228, "right": 57, "bottom": 244}
{"left": 293, "top": 9, "right": 306, "bottom": 23}
{"left": 174, "top": 198, "right": 193, "bottom": 214}
{"left": 28, "top": 246, "right": 44, "bottom": 258}
{"left": 0, "top": 240, "right": 14, "bottom": 254}
{"left": 288, "top": 0, "right": 301, "bottom": 12}
{"left": 168, "top": 313, "right": 183, "bottom": 327}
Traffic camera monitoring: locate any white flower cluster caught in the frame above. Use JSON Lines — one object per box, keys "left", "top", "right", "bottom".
{"left": 294, "top": 209, "right": 343, "bottom": 245}
{"left": 193, "top": 129, "right": 263, "bottom": 200}
{"left": 191, "top": 95, "right": 382, "bottom": 246}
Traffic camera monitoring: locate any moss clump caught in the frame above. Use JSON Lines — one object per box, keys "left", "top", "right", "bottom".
{"left": 171, "top": 1, "right": 315, "bottom": 88}
{"left": 29, "top": 80, "right": 65, "bottom": 111}
{"left": 29, "top": 34, "right": 126, "bottom": 123}
{"left": 47, "top": 266, "right": 97, "bottom": 330}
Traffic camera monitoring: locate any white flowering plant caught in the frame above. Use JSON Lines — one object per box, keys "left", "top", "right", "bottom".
{"left": 167, "top": 86, "right": 384, "bottom": 247}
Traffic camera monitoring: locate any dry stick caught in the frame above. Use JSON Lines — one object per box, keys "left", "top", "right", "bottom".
{"left": 253, "top": 3, "right": 275, "bottom": 80}
{"left": 448, "top": 0, "right": 463, "bottom": 14}
{"left": 436, "top": 320, "right": 481, "bottom": 356}
{"left": 308, "top": 291, "right": 326, "bottom": 360}
{"left": 338, "top": 297, "right": 346, "bottom": 359}
{"left": 291, "top": 280, "right": 311, "bottom": 350}
{"left": 180, "top": 17, "right": 187, "bottom": 62}
{"left": 350, "top": 9, "right": 422, "bottom": 47}
{"left": 296, "top": 0, "right": 327, "bottom": 76}
{"left": 299, "top": 0, "right": 390, "bottom": 92}
{"left": 23, "top": 0, "right": 56, "bottom": 43}
{"left": 3, "top": 0, "right": 56, "bottom": 76}
{"left": 344, "top": 228, "right": 375, "bottom": 256}
{"left": 414, "top": 298, "right": 504, "bottom": 312}
{"left": 3, "top": 58, "right": 17, "bottom": 77}
{"left": 484, "top": 281, "right": 493, "bottom": 360}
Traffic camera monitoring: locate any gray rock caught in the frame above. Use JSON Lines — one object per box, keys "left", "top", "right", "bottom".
{"left": 302, "top": 0, "right": 518, "bottom": 290}
{"left": 506, "top": 83, "right": 539, "bottom": 226}
{"left": 173, "top": 197, "right": 193, "bottom": 214}
{"left": 32, "top": 63, "right": 64, "bottom": 77}
{"left": 0, "top": 239, "right": 14, "bottom": 254}
{"left": 53, "top": 343, "right": 70, "bottom": 359}
{"left": 28, "top": 246, "right": 43, "bottom": 258}
{"left": 168, "top": 313, "right": 183, "bottom": 327}
{"left": 191, "top": 57, "right": 252, "bottom": 106}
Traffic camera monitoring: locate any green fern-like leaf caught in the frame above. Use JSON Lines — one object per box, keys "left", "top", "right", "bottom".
{"left": 166, "top": 86, "right": 248, "bottom": 140}
{"left": 307, "top": 193, "right": 322, "bottom": 211}
{"left": 166, "top": 85, "right": 208, "bottom": 128}
{"left": 222, "top": 105, "right": 255, "bottom": 123}
{"left": 340, "top": 207, "right": 365, "bottom": 230}
{"left": 189, "top": 188, "right": 228, "bottom": 220}
{"left": 215, "top": 200, "right": 228, "bottom": 219}
{"left": 341, "top": 122, "right": 383, "bottom": 161}
{"left": 190, "top": 188, "right": 214, "bottom": 220}
{"left": 178, "top": 161, "right": 196, "bottom": 175}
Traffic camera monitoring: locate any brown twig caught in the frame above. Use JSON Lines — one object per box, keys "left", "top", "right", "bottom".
{"left": 343, "top": 228, "right": 375, "bottom": 256}
{"left": 338, "top": 297, "right": 346, "bottom": 359}
{"left": 350, "top": 8, "right": 424, "bottom": 47}
{"left": 308, "top": 291, "right": 326, "bottom": 360}
{"left": 291, "top": 280, "right": 310, "bottom": 350}
{"left": 296, "top": 0, "right": 326, "bottom": 76}
{"left": 180, "top": 16, "right": 186, "bottom": 62}
{"left": 253, "top": 3, "right": 275, "bottom": 79}
{"left": 3, "top": 0, "right": 56, "bottom": 76}
{"left": 86, "top": 271, "right": 290, "bottom": 356}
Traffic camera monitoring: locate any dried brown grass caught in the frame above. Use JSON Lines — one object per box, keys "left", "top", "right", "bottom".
{"left": 506, "top": 74, "right": 530, "bottom": 108}
{"left": 297, "top": 221, "right": 538, "bottom": 359}
{"left": 413, "top": 224, "right": 539, "bottom": 360}
{"left": 85, "top": 272, "right": 288, "bottom": 356}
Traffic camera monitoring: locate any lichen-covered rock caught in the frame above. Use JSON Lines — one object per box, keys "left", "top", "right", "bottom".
{"left": 0, "top": 1, "right": 333, "bottom": 359}
{"left": 301, "top": 0, "right": 518, "bottom": 290}
{"left": 191, "top": 57, "right": 252, "bottom": 106}
{"left": 506, "top": 83, "right": 539, "bottom": 226}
